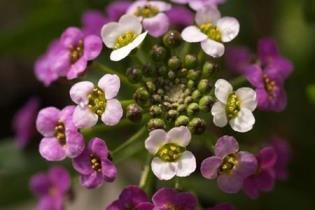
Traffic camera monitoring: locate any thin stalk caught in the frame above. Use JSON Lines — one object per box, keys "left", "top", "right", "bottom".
{"left": 231, "top": 76, "right": 247, "bottom": 87}
{"left": 120, "top": 99, "right": 134, "bottom": 108}
{"left": 139, "top": 154, "right": 152, "bottom": 189}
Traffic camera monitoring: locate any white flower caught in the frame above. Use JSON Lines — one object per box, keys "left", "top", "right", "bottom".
{"left": 211, "top": 79, "right": 257, "bottom": 133}
{"left": 70, "top": 74, "right": 123, "bottom": 128}
{"left": 101, "top": 14, "right": 148, "bottom": 61}
{"left": 145, "top": 126, "right": 196, "bottom": 180}
{"left": 181, "top": 6, "right": 239, "bottom": 57}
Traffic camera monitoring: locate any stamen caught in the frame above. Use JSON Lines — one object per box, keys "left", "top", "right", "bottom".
{"left": 199, "top": 22, "right": 222, "bottom": 42}
{"left": 263, "top": 74, "right": 278, "bottom": 100}
{"left": 156, "top": 143, "right": 185, "bottom": 162}
{"left": 70, "top": 40, "right": 84, "bottom": 63}
{"left": 225, "top": 93, "right": 241, "bottom": 119}
{"left": 89, "top": 154, "right": 102, "bottom": 172}
{"left": 219, "top": 154, "right": 239, "bottom": 174}
{"left": 114, "top": 32, "right": 137, "bottom": 49}
{"left": 54, "top": 122, "right": 66, "bottom": 145}
{"left": 88, "top": 87, "right": 106, "bottom": 116}
{"left": 135, "top": 4, "right": 159, "bottom": 18}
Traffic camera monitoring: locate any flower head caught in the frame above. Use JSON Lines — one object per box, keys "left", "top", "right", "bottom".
{"left": 127, "top": 0, "right": 171, "bottom": 37}
{"left": 205, "top": 203, "right": 237, "bottom": 210}
{"left": 30, "top": 166, "right": 70, "bottom": 210}
{"left": 166, "top": 6, "right": 194, "bottom": 28}
{"left": 201, "top": 136, "right": 257, "bottom": 193}
{"left": 81, "top": 10, "right": 109, "bottom": 36}
{"left": 211, "top": 79, "right": 257, "bottom": 132}
{"left": 152, "top": 188, "right": 198, "bottom": 210}
{"left": 70, "top": 74, "right": 123, "bottom": 128}
{"left": 243, "top": 146, "right": 277, "bottom": 199}
{"left": 106, "top": 185, "right": 153, "bottom": 210}
{"left": 145, "top": 126, "right": 196, "bottom": 180}
{"left": 73, "top": 137, "right": 117, "bottom": 189}
{"left": 36, "top": 106, "right": 85, "bottom": 161}
{"left": 101, "top": 14, "right": 148, "bottom": 61}
{"left": 181, "top": 6, "right": 239, "bottom": 57}
{"left": 106, "top": 0, "right": 132, "bottom": 21}
{"left": 13, "top": 97, "right": 40, "bottom": 148}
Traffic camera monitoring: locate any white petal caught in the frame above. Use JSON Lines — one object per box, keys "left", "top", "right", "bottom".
{"left": 211, "top": 102, "right": 228, "bottom": 127}
{"left": 195, "top": 7, "right": 221, "bottom": 25}
{"left": 97, "top": 74, "right": 120, "bottom": 100}
{"left": 217, "top": 17, "right": 240, "bottom": 43}
{"left": 110, "top": 32, "right": 147, "bottom": 61}
{"left": 229, "top": 108, "right": 255, "bottom": 133}
{"left": 235, "top": 87, "right": 257, "bottom": 111}
{"left": 70, "top": 81, "right": 94, "bottom": 106}
{"left": 151, "top": 157, "right": 177, "bottom": 180}
{"left": 166, "top": 126, "right": 191, "bottom": 147}
{"left": 101, "top": 99, "right": 123, "bottom": 126}
{"left": 176, "top": 151, "right": 196, "bottom": 177}
{"left": 101, "top": 22, "right": 121, "bottom": 48}
{"left": 145, "top": 129, "right": 167, "bottom": 155}
{"left": 214, "top": 79, "right": 233, "bottom": 103}
{"left": 73, "top": 106, "right": 98, "bottom": 129}
{"left": 119, "top": 14, "right": 142, "bottom": 35}
{"left": 201, "top": 39, "right": 225, "bottom": 57}
{"left": 181, "top": 26, "right": 208, "bottom": 43}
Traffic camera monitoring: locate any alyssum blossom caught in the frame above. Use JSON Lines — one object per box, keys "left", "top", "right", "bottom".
{"left": 211, "top": 79, "right": 257, "bottom": 133}
{"left": 181, "top": 6, "right": 239, "bottom": 57}
{"left": 73, "top": 137, "right": 117, "bottom": 189}
{"left": 201, "top": 136, "right": 257, "bottom": 193}
{"left": 145, "top": 126, "right": 196, "bottom": 180}
{"left": 127, "top": 0, "right": 171, "bottom": 37}
{"left": 36, "top": 106, "right": 85, "bottom": 161}
{"left": 101, "top": 14, "right": 148, "bottom": 61}
{"left": 70, "top": 74, "right": 123, "bottom": 128}
{"left": 171, "top": 0, "right": 226, "bottom": 11}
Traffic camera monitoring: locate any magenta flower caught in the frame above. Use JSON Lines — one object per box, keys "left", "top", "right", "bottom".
{"left": 30, "top": 166, "right": 70, "bottom": 210}
{"left": 171, "top": 0, "right": 226, "bottom": 10}
{"left": 106, "top": 185, "right": 153, "bottom": 210}
{"left": 12, "top": 97, "right": 40, "bottom": 148}
{"left": 271, "top": 137, "right": 291, "bottom": 181}
{"left": 152, "top": 188, "right": 198, "bottom": 210}
{"left": 72, "top": 137, "right": 117, "bottom": 189}
{"left": 206, "top": 203, "right": 237, "bottom": 210}
{"left": 81, "top": 10, "right": 109, "bottom": 36}
{"left": 201, "top": 136, "right": 257, "bottom": 193}
{"left": 106, "top": 1, "right": 132, "bottom": 21}
{"left": 36, "top": 106, "right": 85, "bottom": 161}
{"left": 243, "top": 146, "right": 277, "bottom": 199}
{"left": 127, "top": 0, "right": 171, "bottom": 37}
{"left": 166, "top": 6, "right": 194, "bottom": 28}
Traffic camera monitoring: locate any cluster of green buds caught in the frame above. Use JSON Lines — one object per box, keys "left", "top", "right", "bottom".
{"left": 125, "top": 30, "right": 217, "bottom": 134}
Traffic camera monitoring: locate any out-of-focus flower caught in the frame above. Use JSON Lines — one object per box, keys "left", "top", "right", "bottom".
{"left": 205, "top": 203, "right": 237, "bottom": 210}
{"left": 82, "top": 10, "right": 109, "bottom": 36}
{"left": 13, "top": 97, "right": 40, "bottom": 148}
{"left": 145, "top": 126, "right": 196, "bottom": 180}
{"left": 201, "top": 136, "right": 257, "bottom": 193}
{"left": 30, "top": 166, "right": 70, "bottom": 210}
{"left": 127, "top": 0, "right": 171, "bottom": 37}
{"left": 243, "top": 146, "right": 277, "bottom": 199}
{"left": 101, "top": 14, "right": 148, "bottom": 61}
{"left": 152, "top": 188, "right": 198, "bottom": 210}
{"left": 73, "top": 138, "right": 117, "bottom": 189}
{"left": 106, "top": 185, "right": 153, "bottom": 210}
{"left": 166, "top": 6, "right": 194, "bottom": 28}
{"left": 181, "top": 6, "right": 239, "bottom": 57}
{"left": 211, "top": 79, "right": 257, "bottom": 133}
{"left": 171, "top": 0, "right": 226, "bottom": 10}
{"left": 271, "top": 137, "right": 291, "bottom": 181}
{"left": 36, "top": 106, "right": 85, "bottom": 161}
{"left": 70, "top": 74, "right": 123, "bottom": 128}
{"left": 106, "top": 1, "right": 132, "bottom": 21}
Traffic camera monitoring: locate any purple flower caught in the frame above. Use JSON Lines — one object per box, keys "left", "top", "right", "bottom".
{"left": 152, "top": 188, "right": 198, "bottom": 210}
{"left": 30, "top": 166, "right": 70, "bottom": 210}
{"left": 106, "top": 1, "right": 132, "bottom": 21}
{"left": 205, "top": 203, "right": 237, "bottom": 210}
{"left": 243, "top": 146, "right": 277, "bottom": 199}
{"left": 12, "top": 97, "right": 40, "bottom": 148}
{"left": 73, "top": 137, "right": 117, "bottom": 189}
{"left": 82, "top": 10, "right": 109, "bottom": 36}
{"left": 201, "top": 136, "right": 257, "bottom": 193}
{"left": 271, "top": 137, "right": 291, "bottom": 181}
{"left": 166, "top": 6, "right": 194, "bottom": 28}
{"left": 106, "top": 185, "right": 153, "bottom": 210}
{"left": 127, "top": 0, "right": 171, "bottom": 37}
{"left": 171, "top": 0, "right": 226, "bottom": 10}
{"left": 36, "top": 106, "right": 85, "bottom": 161}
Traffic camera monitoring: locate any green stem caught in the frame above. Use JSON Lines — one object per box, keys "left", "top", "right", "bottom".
{"left": 139, "top": 154, "right": 152, "bottom": 189}
{"left": 120, "top": 99, "right": 134, "bottom": 108}
{"left": 231, "top": 76, "right": 247, "bottom": 87}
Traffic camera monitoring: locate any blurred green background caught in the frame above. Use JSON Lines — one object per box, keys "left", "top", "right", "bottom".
{"left": 0, "top": 0, "right": 315, "bottom": 209}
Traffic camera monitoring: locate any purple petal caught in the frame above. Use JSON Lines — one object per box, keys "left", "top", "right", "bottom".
{"left": 39, "top": 137, "right": 66, "bottom": 161}
{"left": 72, "top": 149, "right": 93, "bottom": 175}
{"left": 200, "top": 156, "right": 222, "bottom": 179}
{"left": 30, "top": 173, "right": 50, "bottom": 196}
{"left": 242, "top": 176, "right": 259, "bottom": 199}
{"left": 217, "top": 173, "right": 243, "bottom": 193}
{"left": 225, "top": 46, "right": 252, "bottom": 74}
{"left": 215, "top": 136, "right": 239, "bottom": 158}
{"left": 143, "top": 13, "right": 170, "bottom": 37}
{"left": 152, "top": 188, "right": 177, "bottom": 207}
{"left": 256, "top": 169, "right": 275, "bottom": 191}
{"left": 119, "top": 186, "right": 149, "bottom": 207}
{"left": 36, "top": 107, "right": 60, "bottom": 137}
{"left": 89, "top": 137, "right": 109, "bottom": 159}
{"left": 175, "top": 191, "right": 198, "bottom": 209}
{"left": 244, "top": 64, "right": 264, "bottom": 89}
{"left": 257, "top": 146, "right": 277, "bottom": 169}
{"left": 102, "top": 158, "right": 117, "bottom": 182}
{"left": 64, "top": 130, "right": 85, "bottom": 158}
{"left": 136, "top": 202, "right": 154, "bottom": 210}
{"left": 235, "top": 151, "right": 258, "bottom": 178}
{"left": 106, "top": 1, "right": 131, "bottom": 21}
{"left": 269, "top": 57, "right": 293, "bottom": 79}
{"left": 206, "top": 203, "right": 237, "bottom": 210}
{"left": 80, "top": 171, "right": 103, "bottom": 189}
{"left": 48, "top": 167, "right": 71, "bottom": 194}
{"left": 36, "top": 196, "right": 63, "bottom": 210}
{"left": 258, "top": 37, "right": 279, "bottom": 63}
{"left": 81, "top": 10, "right": 108, "bottom": 35}
{"left": 83, "top": 35, "right": 103, "bottom": 60}
{"left": 271, "top": 137, "right": 291, "bottom": 181}
{"left": 67, "top": 57, "right": 88, "bottom": 80}
{"left": 60, "top": 27, "right": 84, "bottom": 48}
{"left": 166, "top": 6, "right": 193, "bottom": 28}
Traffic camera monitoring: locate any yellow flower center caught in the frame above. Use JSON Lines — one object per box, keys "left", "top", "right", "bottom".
{"left": 135, "top": 4, "right": 159, "bottom": 18}
{"left": 114, "top": 32, "right": 137, "bottom": 49}
{"left": 89, "top": 154, "right": 102, "bottom": 172}
{"left": 199, "top": 22, "right": 222, "bottom": 42}
{"left": 225, "top": 93, "right": 241, "bottom": 119}
{"left": 156, "top": 143, "right": 185, "bottom": 162}
{"left": 219, "top": 154, "right": 239, "bottom": 174}
{"left": 70, "top": 40, "right": 84, "bottom": 63}
{"left": 88, "top": 87, "right": 106, "bottom": 117}
{"left": 263, "top": 74, "right": 278, "bottom": 100}
{"left": 54, "top": 122, "right": 66, "bottom": 145}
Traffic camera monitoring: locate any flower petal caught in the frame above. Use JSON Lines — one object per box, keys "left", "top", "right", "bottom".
{"left": 64, "top": 130, "right": 85, "bottom": 158}
{"left": 119, "top": 14, "right": 142, "bottom": 35}
{"left": 200, "top": 156, "right": 222, "bottom": 179}
{"left": 73, "top": 106, "right": 98, "bottom": 128}
{"left": 216, "top": 17, "right": 240, "bottom": 43}
{"left": 145, "top": 129, "right": 167, "bottom": 155}
{"left": 176, "top": 151, "right": 196, "bottom": 177}
{"left": 101, "top": 99, "right": 123, "bottom": 126}
{"left": 97, "top": 74, "right": 120, "bottom": 100}
{"left": 72, "top": 149, "right": 94, "bottom": 175}
{"left": 143, "top": 13, "right": 170, "bottom": 37}
{"left": 67, "top": 57, "right": 88, "bottom": 80}
{"left": 211, "top": 102, "right": 228, "bottom": 127}
{"left": 214, "top": 79, "right": 233, "bottom": 103}
{"left": 80, "top": 171, "right": 103, "bottom": 189}
{"left": 39, "top": 137, "right": 66, "bottom": 161}
{"left": 166, "top": 126, "right": 191, "bottom": 147}
{"left": 195, "top": 6, "right": 221, "bottom": 25}
{"left": 201, "top": 39, "right": 225, "bottom": 58}
{"left": 236, "top": 151, "right": 258, "bottom": 177}
{"left": 181, "top": 26, "right": 208, "bottom": 43}
{"left": 229, "top": 108, "right": 255, "bottom": 133}
{"left": 215, "top": 135, "right": 239, "bottom": 157}
{"left": 89, "top": 137, "right": 109, "bottom": 159}
{"left": 83, "top": 35, "right": 103, "bottom": 60}
{"left": 60, "top": 27, "right": 83, "bottom": 48}
{"left": 70, "top": 81, "right": 94, "bottom": 106}
{"left": 235, "top": 87, "right": 257, "bottom": 111}
{"left": 217, "top": 173, "right": 243, "bottom": 193}
{"left": 258, "top": 146, "right": 277, "bottom": 169}
{"left": 48, "top": 167, "right": 70, "bottom": 194}
{"left": 101, "top": 22, "right": 121, "bottom": 48}
{"left": 36, "top": 107, "right": 60, "bottom": 136}
{"left": 102, "top": 158, "right": 117, "bottom": 182}
{"left": 151, "top": 157, "right": 177, "bottom": 180}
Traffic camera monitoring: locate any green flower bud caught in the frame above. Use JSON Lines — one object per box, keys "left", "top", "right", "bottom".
{"left": 168, "top": 56, "right": 181, "bottom": 70}
{"left": 168, "top": 70, "right": 176, "bottom": 80}
{"left": 192, "top": 90, "right": 201, "bottom": 101}
{"left": 133, "top": 87, "right": 150, "bottom": 107}
{"left": 199, "top": 96, "right": 214, "bottom": 112}
{"left": 126, "top": 103, "right": 143, "bottom": 122}
{"left": 187, "top": 102, "right": 199, "bottom": 116}
{"left": 183, "top": 54, "right": 197, "bottom": 69}
{"left": 187, "top": 80, "right": 195, "bottom": 89}
{"left": 142, "top": 64, "right": 155, "bottom": 76}
{"left": 152, "top": 94, "right": 162, "bottom": 103}
{"left": 147, "top": 118, "right": 166, "bottom": 131}
{"left": 151, "top": 45, "right": 167, "bottom": 62}
{"left": 177, "top": 104, "right": 186, "bottom": 113}
{"left": 187, "top": 69, "right": 200, "bottom": 81}
{"left": 149, "top": 105, "right": 163, "bottom": 117}
{"left": 184, "top": 96, "right": 193, "bottom": 105}
{"left": 202, "top": 62, "right": 214, "bottom": 78}
{"left": 145, "top": 81, "right": 156, "bottom": 93}
{"left": 163, "top": 30, "right": 181, "bottom": 48}
{"left": 178, "top": 68, "right": 188, "bottom": 77}
{"left": 166, "top": 109, "right": 178, "bottom": 121}
{"left": 198, "top": 79, "right": 210, "bottom": 93}
{"left": 175, "top": 115, "right": 190, "bottom": 127}
{"left": 126, "top": 67, "right": 142, "bottom": 82}
{"left": 188, "top": 118, "right": 206, "bottom": 135}
{"left": 158, "top": 66, "right": 167, "bottom": 76}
